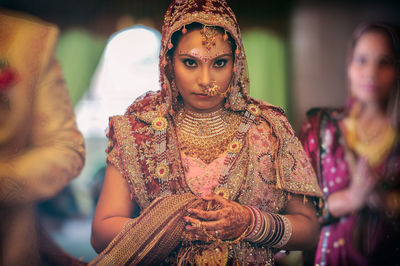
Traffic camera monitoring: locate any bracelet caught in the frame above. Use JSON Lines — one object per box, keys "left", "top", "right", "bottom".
{"left": 263, "top": 213, "right": 281, "bottom": 246}
{"left": 245, "top": 206, "right": 264, "bottom": 241}
{"left": 259, "top": 212, "right": 275, "bottom": 244}
{"left": 253, "top": 213, "right": 271, "bottom": 243}
{"left": 259, "top": 213, "right": 292, "bottom": 248}
{"left": 273, "top": 215, "right": 292, "bottom": 248}
{"left": 243, "top": 207, "right": 292, "bottom": 248}
{"left": 244, "top": 206, "right": 256, "bottom": 238}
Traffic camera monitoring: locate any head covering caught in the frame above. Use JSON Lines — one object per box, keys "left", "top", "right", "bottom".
{"left": 128, "top": 0, "right": 250, "bottom": 122}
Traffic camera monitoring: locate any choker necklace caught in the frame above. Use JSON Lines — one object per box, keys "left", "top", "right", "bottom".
{"left": 175, "top": 107, "right": 241, "bottom": 164}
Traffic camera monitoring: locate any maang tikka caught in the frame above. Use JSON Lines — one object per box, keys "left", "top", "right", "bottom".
{"left": 201, "top": 25, "right": 217, "bottom": 52}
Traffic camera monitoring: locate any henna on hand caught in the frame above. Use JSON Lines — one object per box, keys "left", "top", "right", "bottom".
{"left": 183, "top": 193, "right": 251, "bottom": 241}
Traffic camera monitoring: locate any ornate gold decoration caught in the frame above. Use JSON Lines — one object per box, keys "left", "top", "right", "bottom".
{"left": 247, "top": 104, "right": 261, "bottom": 117}
{"left": 343, "top": 115, "right": 397, "bottom": 167}
{"left": 175, "top": 107, "right": 241, "bottom": 164}
{"left": 194, "top": 243, "right": 228, "bottom": 266}
{"left": 204, "top": 81, "right": 220, "bottom": 96}
{"left": 214, "top": 187, "right": 230, "bottom": 199}
{"left": 152, "top": 117, "right": 168, "bottom": 131}
{"left": 155, "top": 163, "right": 170, "bottom": 180}
{"left": 227, "top": 140, "right": 242, "bottom": 153}
{"left": 200, "top": 25, "right": 218, "bottom": 52}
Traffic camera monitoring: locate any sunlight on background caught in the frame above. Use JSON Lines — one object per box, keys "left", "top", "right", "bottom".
{"left": 47, "top": 25, "right": 161, "bottom": 261}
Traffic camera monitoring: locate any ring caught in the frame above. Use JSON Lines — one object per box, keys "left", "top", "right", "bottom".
{"left": 195, "top": 221, "right": 202, "bottom": 229}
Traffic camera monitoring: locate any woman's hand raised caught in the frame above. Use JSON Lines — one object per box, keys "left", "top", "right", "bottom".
{"left": 349, "top": 157, "right": 378, "bottom": 211}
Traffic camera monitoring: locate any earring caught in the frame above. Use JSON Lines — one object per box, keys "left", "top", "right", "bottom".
{"left": 170, "top": 79, "right": 178, "bottom": 93}
{"left": 221, "top": 85, "right": 233, "bottom": 98}
{"left": 169, "top": 79, "right": 180, "bottom": 107}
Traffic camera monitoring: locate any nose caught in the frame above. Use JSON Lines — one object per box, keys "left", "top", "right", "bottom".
{"left": 364, "top": 63, "right": 378, "bottom": 82}
{"left": 198, "top": 66, "right": 211, "bottom": 88}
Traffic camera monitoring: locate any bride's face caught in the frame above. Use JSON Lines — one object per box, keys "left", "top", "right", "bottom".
{"left": 172, "top": 28, "right": 234, "bottom": 113}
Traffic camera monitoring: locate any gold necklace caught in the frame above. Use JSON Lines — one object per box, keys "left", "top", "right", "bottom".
{"left": 174, "top": 107, "right": 241, "bottom": 164}
{"left": 344, "top": 115, "right": 397, "bottom": 167}
{"left": 356, "top": 118, "right": 389, "bottom": 144}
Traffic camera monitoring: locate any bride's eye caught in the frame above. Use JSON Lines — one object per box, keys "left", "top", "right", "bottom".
{"left": 183, "top": 59, "right": 197, "bottom": 68}
{"left": 214, "top": 59, "right": 227, "bottom": 68}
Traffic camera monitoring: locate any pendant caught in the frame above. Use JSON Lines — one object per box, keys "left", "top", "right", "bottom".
{"left": 214, "top": 187, "right": 230, "bottom": 199}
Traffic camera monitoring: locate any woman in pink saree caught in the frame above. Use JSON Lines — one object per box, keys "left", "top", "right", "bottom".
{"left": 300, "top": 22, "right": 400, "bottom": 266}
{"left": 89, "top": 0, "right": 323, "bottom": 265}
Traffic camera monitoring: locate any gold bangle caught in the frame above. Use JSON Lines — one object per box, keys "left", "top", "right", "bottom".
{"left": 272, "top": 215, "right": 292, "bottom": 248}
{"left": 244, "top": 206, "right": 255, "bottom": 236}
{"left": 253, "top": 214, "right": 269, "bottom": 243}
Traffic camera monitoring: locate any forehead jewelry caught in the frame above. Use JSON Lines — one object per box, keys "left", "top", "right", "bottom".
{"left": 201, "top": 25, "right": 217, "bottom": 52}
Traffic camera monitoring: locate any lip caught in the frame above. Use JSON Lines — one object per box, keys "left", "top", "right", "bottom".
{"left": 361, "top": 84, "right": 377, "bottom": 92}
{"left": 193, "top": 92, "right": 211, "bottom": 98}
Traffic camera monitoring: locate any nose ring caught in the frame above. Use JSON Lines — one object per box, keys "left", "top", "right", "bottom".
{"left": 204, "top": 81, "right": 219, "bottom": 96}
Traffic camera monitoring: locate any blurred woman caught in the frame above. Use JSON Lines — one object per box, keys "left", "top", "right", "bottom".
{"left": 300, "top": 22, "right": 400, "bottom": 265}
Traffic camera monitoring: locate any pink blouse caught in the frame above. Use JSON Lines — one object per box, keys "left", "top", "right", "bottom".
{"left": 181, "top": 152, "right": 227, "bottom": 197}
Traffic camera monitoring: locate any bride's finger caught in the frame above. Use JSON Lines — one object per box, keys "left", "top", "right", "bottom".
{"left": 188, "top": 208, "right": 226, "bottom": 220}
{"left": 201, "top": 193, "right": 231, "bottom": 206}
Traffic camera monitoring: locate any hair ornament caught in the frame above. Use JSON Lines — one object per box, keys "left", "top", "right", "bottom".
{"left": 223, "top": 30, "right": 228, "bottom": 41}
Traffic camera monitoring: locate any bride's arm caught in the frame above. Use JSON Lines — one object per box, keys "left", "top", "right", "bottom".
{"left": 91, "top": 164, "right": 139, "bottom": 253}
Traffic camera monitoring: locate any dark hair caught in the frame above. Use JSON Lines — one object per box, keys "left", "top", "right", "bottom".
{"left": 166, "top": 22, "right": 237, "bottom": 60}
{"left": 348, "top": 21, "right": 400, "bottom": 65}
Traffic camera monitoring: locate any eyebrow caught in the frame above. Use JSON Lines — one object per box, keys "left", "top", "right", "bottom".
{"left": 176, "top": 52, "right": 233, "bottom": 61}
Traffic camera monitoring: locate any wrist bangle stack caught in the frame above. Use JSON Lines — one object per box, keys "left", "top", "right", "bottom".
{"left": 272, "top": 215, "right": 292, "bottom": 248}
{"left": 244, "top": 206, "right": 292, "bottom": 248}
{"left": 244, "top": 206, "right": 264, "bottom": 241}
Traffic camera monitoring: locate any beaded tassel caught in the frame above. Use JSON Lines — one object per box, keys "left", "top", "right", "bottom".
{"left": 152, "top": 115, "right": 170, "bottom": 194}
